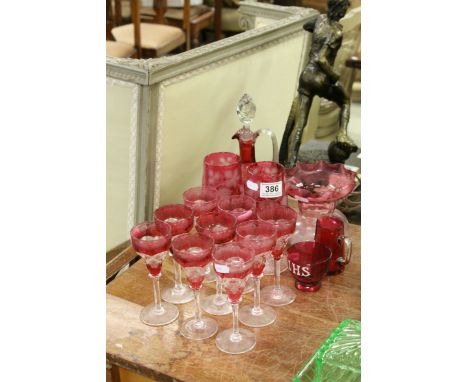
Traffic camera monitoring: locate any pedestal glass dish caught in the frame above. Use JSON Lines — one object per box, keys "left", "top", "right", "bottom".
{"left": 154, "top": 204, "right": 195, "bottom": 304}
{"left": 172, "top": 233, "right": 218, "bottom": 340}
{"left": 213, "top": 242, "right": 256, "bottom": 354}
{"left": 130, "top": 221, "right": 179, "bottom": 326}
{"left": 287, "top": 241, "right": 332, "bottom": 292}
{"left": 286, "top": 161, "right": 356, "bottom": 243}
{"left": 257, "top": 203, "right": 298, "bottom": 306}
{"left": 236, "top": 220, "right": 277, "bottom": 327}
{"left": 195, "top": 211, "right": 237, "bottom": 315}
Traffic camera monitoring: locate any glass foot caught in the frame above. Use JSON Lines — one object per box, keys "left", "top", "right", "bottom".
{"left": 180, "top": 317, "right": 218, "bottom": 340}
{"left": 263, "top": 254, "right": 288, "bottom": 275}
{"left": 215, "top": 328, "right": 256, "bottom": 354}
{"left": 201, "top": 293, "right": 232, "bottom": 315}
{"left": 239, "top": 304, "right": 277, "bottom": 327}
{"left": 161, "top": 284, "right": 194, "bottom": 304}
{"left": 261, "top": 285, "right": 296, "bottom": 307}
{"left": 140, "top": 302, "right": 179, "bottom": 326}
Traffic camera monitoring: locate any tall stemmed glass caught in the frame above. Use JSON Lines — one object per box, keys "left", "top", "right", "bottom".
{"left": 130, "top": 221, "right": 179, "bottom": 326}
{"left": 172, "top": 233, "right": 218, "bottom": 340}
{"left": 218, "top": 195, "right": 257, "bottom": 294}
{"left": 257, "top": 204, "right": 298, "bottom": 306}
{"left": 236, "top": 220, "right": 277, "bottom": 327}
{"left": 154, "top": 204, "right": 194, "bottom": 304}
{"left": 183, "top": 186, "right": 219, "bottom": 283}
{"left": 213, "top": 242, "right": 256, "bottom": 354}
{"left": 195, "top": 211, "right": 237, "bottom": 315}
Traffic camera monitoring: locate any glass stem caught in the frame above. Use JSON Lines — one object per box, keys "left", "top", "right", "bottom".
{"left": 274, "top": 258, "right": 282, "bottom": 291}
{"left": 215, "top": 275, "right": 223, "bottom": 297}
{"left": 252, "top": 276, "right": 262, "bottom": 314}
{"left": 231, "top": 303, "right": 241, "bottom": 342}
{"left": 193, "top": 289, "right": 203, "bottom": 324}
{"left": 173, "top": 257, "right": 184, "bottom": 290}
{"left": 152, "top": 276, "right": 164, "bottom": 314}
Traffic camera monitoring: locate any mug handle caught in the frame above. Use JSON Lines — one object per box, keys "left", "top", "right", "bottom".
{"left": 337, "top": 236, "right": 352, "bottom": 265}
{"left": 255, "top": 128, "right": 279, "bottom": 162}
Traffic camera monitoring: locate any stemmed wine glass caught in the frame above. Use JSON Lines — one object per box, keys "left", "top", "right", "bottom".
{"left": 154, "top": 204, "right": 195, "bottom": 304}
{"left": 130, "top": 221, "right": 179, "bottom": 326}
{"left": 183, "top": 186, "right": 219, "bottom": 283}
{"left": 172, "top": 233, "right": 218, "bottom": 340}
{"left": 218, "top": 195, "right": 256, "bottom": 224}
{"left": 257, "top": 203, "right": 298, "bottom": 306}
{"left": 195, "top": 210, "right": 237, "bottom": 315}
{"left": 235, "top": 220, "right": 277, "bottom": 327}
{"left": 212, "top": 242, "right": 256, "bottom": 354}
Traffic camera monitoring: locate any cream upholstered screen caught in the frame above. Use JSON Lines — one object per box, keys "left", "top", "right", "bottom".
{"left": 156, "top": 35, "right": 305, "bottom": 206}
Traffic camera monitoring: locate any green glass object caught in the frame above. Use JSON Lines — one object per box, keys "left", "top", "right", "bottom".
{"left": 294, "top": 319, "right": 361, "bottom": 382}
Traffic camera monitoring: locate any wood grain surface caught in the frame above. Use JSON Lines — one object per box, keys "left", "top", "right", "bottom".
{"left": 107, "top": 224, "right": 360, "bottom": 382}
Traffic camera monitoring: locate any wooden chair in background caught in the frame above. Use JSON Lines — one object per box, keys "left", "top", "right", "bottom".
{"left": 107, "top": 0, "right": 136, "bottom": 57}
{"left": 140, "top": 0, "right": 215, "bottom": 50}
{"left": 111, "top": 0, "right": 186, "bottom": 58}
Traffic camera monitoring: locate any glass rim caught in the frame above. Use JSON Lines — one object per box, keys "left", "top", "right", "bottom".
{"left": 130, "top": 220, "right": 172, "bottom": 241}
{"left": 182, "top": 186, "right": 218, "bottom": 200}
{"left": 154, "top": 203, "right": 194, "bottom": 220}
{"left": 171, "top": 232, "right": 214, "bottom": 252}
{"left": 246, "top": 161, "right": 285, "bottom": 177}
{"left": 217, "top": 194, "right": 256, "bottom": 209}
{"left": 256, "top": 204, "right": 297, "bottom": 223}
{"left": 212, "top": 241, "right": 255, "bottom": 263}
{"left": 287, "top": 241, "right": 332, "bottom": 265}
{"left": 195, "top": 210, "right": 237, "bottom": 230}
{"left": 235, "top": 219, "right": 277, "bottom": 240}
{"left": 203, "top": 152, "right": 241, "bottom": 167}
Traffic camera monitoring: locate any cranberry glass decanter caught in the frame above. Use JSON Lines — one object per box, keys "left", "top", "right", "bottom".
{"left": 232, "top": 94, "right": 279, "bottom": 178}
{"left": 286, "top": 161, "right": 356, "bottom": 243}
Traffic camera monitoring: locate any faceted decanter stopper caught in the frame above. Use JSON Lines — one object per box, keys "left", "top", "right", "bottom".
{"left": 237, "top": 93, "right": 256, "bottom": 128}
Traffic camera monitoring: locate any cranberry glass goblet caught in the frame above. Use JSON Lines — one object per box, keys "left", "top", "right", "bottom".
{"left": 154, "top": 204, "right": 194, "bottom": 304}
{"left": 218, "top": 195, "right": 256, "bottom": 223}
{"left": 244, "top": 161, "right": 285, "bottom": 204}
{"left": 213, "top": 242, "right": 256, "bottom": 354}
{"left": 130, "top": 221, "right": 179, "bottom": 326}
{"left": 235, "top": 220, "right": 277, "bottom": 327}
{"left": 195, "top": 211, "right": 237, "bottom": 315}
{"left": 172, "top": 233, "right": 218, "bottom": 340}
{"left": 257, "top": 204, "right": 298, "bottom": 306}
{"left": 287, "top": 241, "right": 332, "bottom": 292}
{"left": 203, "top": 152, "right": 242, "bottom": 191}
{"left": 315, "top": 215, "right": 352, "bottom": 274}
{"left": 183, "top": 186, "right": 218, "bottom": 217}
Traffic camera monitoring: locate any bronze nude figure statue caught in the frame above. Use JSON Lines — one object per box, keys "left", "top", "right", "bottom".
{"left": 279, "top": 0, "right": 358, "bottom": 168}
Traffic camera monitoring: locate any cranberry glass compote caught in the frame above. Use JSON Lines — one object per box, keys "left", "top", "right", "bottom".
{"left": 172, "top": 233, "right": 218, "bottom": 340}
{"left": 195, "top": 211, "right": 237, "bottom": 315}
{"left": 213, "top": 243, "right": 256, "bottom": 354}
{"left": 154, "top": 204, "right": 195, "bottom": 304}
{"left": 287, "top": 241, "right": 332, "bottom": 292}
{"left": 286, "top": 161, "right": 356, "bottom": 242}
{"left": 236, "top": 220, "right": 277, "bottom": 327}
{"left": 218, "top": 195, "right": 256, "bottom": 224}
{"left": 130, "top": 221, "right": 179, "bottom": 326}
{"left": 257, "top": 203, "right": 298, "bottom": 306}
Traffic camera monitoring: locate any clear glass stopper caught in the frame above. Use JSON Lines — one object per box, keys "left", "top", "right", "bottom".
{"left": 237, "top": 94, "right": 256, "bottom": 127}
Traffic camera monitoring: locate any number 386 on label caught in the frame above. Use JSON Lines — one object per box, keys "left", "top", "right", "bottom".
{"left": 259, "top": 182, "right": 282, "bottom": 198}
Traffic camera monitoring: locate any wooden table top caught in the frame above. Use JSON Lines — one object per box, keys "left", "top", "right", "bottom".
{"left": 106, "top": 224, "right": 361, "bottom": 382}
